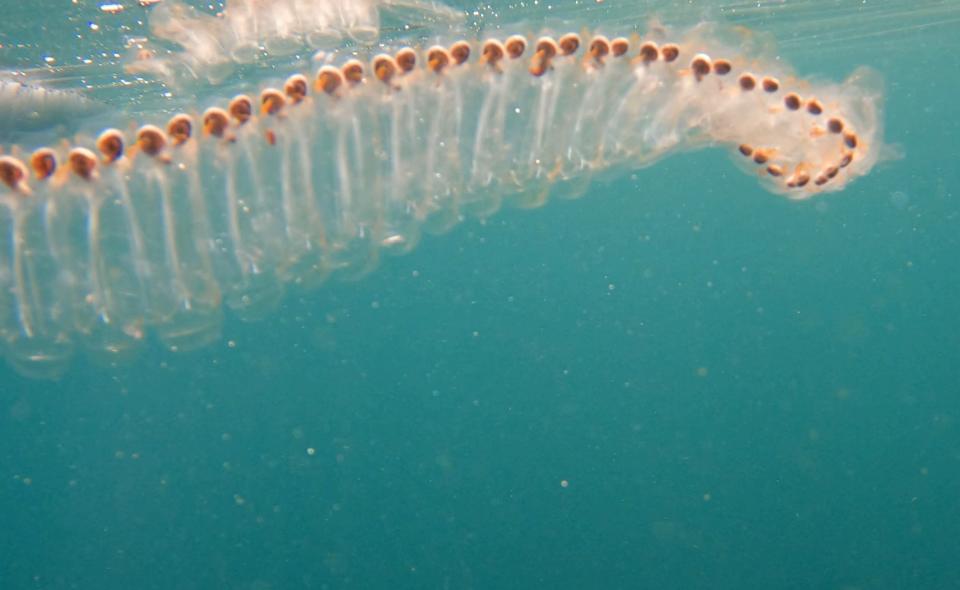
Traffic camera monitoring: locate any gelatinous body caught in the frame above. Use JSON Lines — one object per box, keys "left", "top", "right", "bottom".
{"left": 0, "top": 5, "right": 894, "bottom": 379}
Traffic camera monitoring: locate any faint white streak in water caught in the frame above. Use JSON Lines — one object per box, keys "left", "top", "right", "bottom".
{"left": 124, "top": 0, "right": 465, "bottom": 88}
{"left": 0, "top": 77, "right": 105, "bottom": 143}
{"left": 889, "top": 191, "right": 910, "bottom": 209}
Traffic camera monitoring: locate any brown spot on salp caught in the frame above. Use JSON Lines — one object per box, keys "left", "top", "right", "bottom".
{"left": 661, "top": 44, "right": 679, "bottom": 62}
{"left": 481, "top": 40, "right": 505, "bottom": 67}
{"left": 793, "top": 172, "right": 811, "bottom": 188}
{"left": 690, "top": 53, "right": 711, "bottom": 80}
{"left": 427, "top": 46, "right": 450, "bottom": 73}
{"left": 530, "top": 37, "right": 559, "bottom": 77}
{"left": 134, "top": 48, "right": 154, "bottom": 62}
{"left": 265, "top": 129, "right": 276, "bottom": 146}
{"left": 839, "top": 152, "right": 853, "bottom": 168}
{"left": 0, "top": 156, "right": 28, "bottom": 191}
{"left": 229, "top": 95, "right": 253, "bottom": 124}
{"left": 202, "top": 109, "right": 231, "bottom": 140}
{"left": 752, "top": 149, "right": 769, "bottom": 164}
{"left": 30, "top": 149, "right": 57, "bottom": 180}
{"left": 761, "top": 77, "right": 779, "bottom": 93}
{"left": 450, "top": 41, "right": 470, "bottom": 65}
{"left": 96, "top": 129, "right": 124, "bottom": 163}
{"left": 611, "top": 37, "right": 629, "bottom": 57}
{"left": 825, "top": 165, "right": 839, "bottom": 179}
{"left": 843, "top": 132, "right": 858, "bottom": 149}
{"left": 316, "top": 66, "right": 343, "bottom": 94}
{"left": 342, "top": 60, "right": 364, "bottom": 85}
{"left": 806, "top": 99, "right": 823, "bottom": 115}
{"left": 784, "top": 93, "right": 801, "bottom": 110}
{"left": 559, "top": 33, "right": 580, "bottom": 56}
{"left": 713, "top": 59, "right": 731, "bottom": 75}
{"left": 738, "top": 144, "right": 753, "bottom": 157}
{"left": 529, "top": 56, "right": 548, "bottom": 77}
{"left": 203, "top": 108, "right": 230, "bottom": 138}
{"left": 767, "top": 164, "right": 784, "bottom": 177}
{"left": 68, "top": 148, "right": 97, "bottom": 180}
{"left": 260, "top": 88, "right": 286, "bottom": 115}
{"left": 396, "top": 48, "right": 416, "bottom": 73}
{"left": 167, "top": 114, "right": 192, "bottom": 145}
{"left": 373, "top": 54, "right": 398, "bottom": 84}
{"left": 284, "top": 74, "right": 308, "bottom": 103}
{"left": 588, "top": 36, "right": 610, "bottom": 62}
{"left": 827, "top": 118, "right": 844, "bottom": 133}
{"left": 815, "top": 175, "right": 828, "bottom": 186}
{"left": 505, "top": 35, "right": 526, "bottom": 59}
{"left": 739, "top": 73, "right": 756, "bottom": 91}
{"left": 536, "top": 37, "right": 559, "bottom": 59}
{"left": 638, "top": 41, "right": 659, "bottom": 64}
{"left": 137, "top": 125, "right": 167, "bottom": 157}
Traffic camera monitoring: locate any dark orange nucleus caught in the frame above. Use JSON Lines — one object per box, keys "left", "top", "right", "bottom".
{"left": 284, "top": 75, "right": 308, "bottom": 103}
{"left": 260, "top": 89, "right": 286, "bottom": 115}
{"left": 342, "top": 60, "right": 364, "bottom": 85}
{"left": 229, "top": 95, "right": 253, "bottom": 124}
{"left": 559, "top": 33, "right": 580, "bottom": 56}
{"left": 0, "top": 156, "right": 27, "bottom": 191}
{"left": 530, "top": 38, "right": 558, "bottom": 77}
{"left": 638, "top": 42, "right": 658, "bottom": 63}
{"left": 137, "top": 125, "right": 167, "bottom": 157}
{"left": 690, "top": 54, "right": 711, "bottom": 79}
{"left": 373, "top": 54, "right": 398, "bottom": 83}
{"left": 536, "top": 37, "right": 559, "bottom": 59}
{"left": 588, "top": 36, "right": 610, "bottom": 61}
{"left": 396, "top": 48, "right": 417, "bottom": 72}
{"left": 427, "top": 46, "right": 450, "bottom": 73}
{"left": 611, "top": 37, "right": 629, "bottom": 57}
{"left": 481, "top": 40, "right": 505, "bottom": 67}
{"left": 96, "top": 129, "right": 125, "bottom": 163}
{"left": 316, "top": 66, "right": 343, "bottom": 94}
{"left": 661, "top": 44, "right": 679, "bottom": 62}
{"left": 505, "top": 36, "right": 526, "bottom": 59}
{"left": 450, "top": 41, "right": 471, "bottom": 65}
{"left": 167, "top": 114, "right": 192, "bottom": 145}
{"left": 30, "top": 148, "right": 57, "bottom": 180}
{"left": 203, "top": 108, "right": 230, "bottom": 138}
{"left": 68, "top": 148, "right": 97, "bottom": 180}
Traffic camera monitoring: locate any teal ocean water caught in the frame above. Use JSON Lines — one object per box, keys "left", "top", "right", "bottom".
{"left": 2, "top": 1, "right": 959, "bottom": 588}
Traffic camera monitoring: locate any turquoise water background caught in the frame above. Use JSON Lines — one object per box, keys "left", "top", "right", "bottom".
{"left": 2, "top": 1, "right": 959, "bottom": 588}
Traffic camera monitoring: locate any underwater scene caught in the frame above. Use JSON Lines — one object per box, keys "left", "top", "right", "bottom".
{"left": 1, "top": 0, "right": 958, "bottom": 588}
